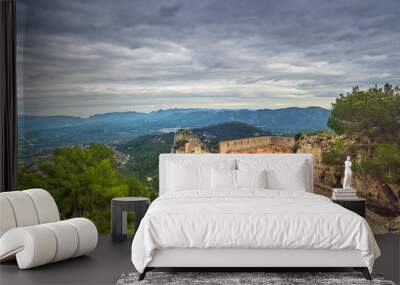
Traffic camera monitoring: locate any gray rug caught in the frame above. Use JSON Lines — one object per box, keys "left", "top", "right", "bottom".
{"left": 116, "top": 272, "right": 395, "bottom": 285}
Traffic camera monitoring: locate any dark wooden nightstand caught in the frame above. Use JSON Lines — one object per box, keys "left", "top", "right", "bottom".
{"left": 332, "top": 198, "right": 366, "bottom": 218}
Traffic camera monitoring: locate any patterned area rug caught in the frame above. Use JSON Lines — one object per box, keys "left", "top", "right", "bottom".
{"left": 116, "top": 272, "right": 395, "bottom": 285}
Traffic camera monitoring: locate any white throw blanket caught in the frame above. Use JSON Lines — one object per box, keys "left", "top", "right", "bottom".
{"left": 131, "top": 190, "right": 380, "bottom": 272}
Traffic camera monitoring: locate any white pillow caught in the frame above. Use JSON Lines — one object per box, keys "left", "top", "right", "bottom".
{"left": 166, "top": 159, "right": 237, "bottom": 193}
{"left": 167, "top": 162, "right": 211, "bottom": 191}
{"left": 238, "top": 159, "right": 308, "bottom": 191}
{"left": 236, "top": 169, "right": 267, "bottom": 189}
{"left": 211, "top": 168, "right": 237, "bottom": 190}
{"left": 266, "top": 163, "right": 307, "bottom": 191}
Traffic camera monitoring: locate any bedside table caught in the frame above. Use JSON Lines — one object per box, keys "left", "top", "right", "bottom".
{"left": 332, "top": 198, "right": 366, "bottom": 218}
{"left": 111, "top": 197, "right": 150, "bottom": 242}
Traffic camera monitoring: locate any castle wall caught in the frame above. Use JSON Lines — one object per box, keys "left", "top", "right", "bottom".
{"left": 219, "top": 136, "right": 294, "bottom": 154}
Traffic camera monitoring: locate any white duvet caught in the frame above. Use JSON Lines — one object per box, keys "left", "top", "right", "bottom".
{"left": 131, "top": 190, "right": 380, "bottom": 273}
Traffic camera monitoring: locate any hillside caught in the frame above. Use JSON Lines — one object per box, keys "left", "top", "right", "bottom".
{"left": 116, "top": 133, "right": 174, "bottom": 179}
{"left": 192, "top": 122, "right": 269, "bottom": 152}
{"left": 117, "top": 121, "right": 276, "bottom": 178}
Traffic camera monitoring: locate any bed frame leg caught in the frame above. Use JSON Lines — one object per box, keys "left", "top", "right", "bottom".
{"left": 354, "top": 267, "right": 371, "bottom": 280}
{"left": 138, "top": 268, "right": 148, "bottom": 281}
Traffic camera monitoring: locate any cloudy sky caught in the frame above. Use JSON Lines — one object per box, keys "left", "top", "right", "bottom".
{"left": 17, "top": 0, "right": 400, "bottom": 117}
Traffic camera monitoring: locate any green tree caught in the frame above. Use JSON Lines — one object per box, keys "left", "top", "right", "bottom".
{"left": 18, "top": 144, "right": 156, "bottom": 233}
{"left": 125, "top": 176, "right": 157, "bottom": 200}
{"left": 358, "top": 144, "right": 400, "bottom": 185}
{"left": 357, "top": 144, "right": 400, "bottom": 212}
{"left": 328, "top": 84, "right": 400, "bottom": 214}
{"left": 328, "top": 84, "right": 400, "bottom": 158}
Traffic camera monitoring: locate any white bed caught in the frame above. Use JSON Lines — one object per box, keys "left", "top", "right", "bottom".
{"left": 131, "top": 154, "right": 380, "bottom": 280}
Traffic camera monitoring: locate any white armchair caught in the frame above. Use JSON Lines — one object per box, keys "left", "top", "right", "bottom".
{"left": 0, "top": 189, "right": 98, "bottom": 269}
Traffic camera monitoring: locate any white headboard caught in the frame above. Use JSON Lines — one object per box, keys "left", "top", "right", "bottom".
{"left": 159, "top": 153, "right": 313, "bottom": 195}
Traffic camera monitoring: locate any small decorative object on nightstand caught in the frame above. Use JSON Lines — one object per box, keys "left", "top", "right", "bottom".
{"left": 111, "top": 197, "right": 150, "bottom": 242}
{"left": 332, "top": 187, "right": 358, "bottom": 200}
{"left": 332, "top": 197, "right": 366, "bottom": 218}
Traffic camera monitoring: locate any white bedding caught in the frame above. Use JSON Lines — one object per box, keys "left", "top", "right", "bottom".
{"left": 131, "top": 190, "right": 380, "bottom": 273}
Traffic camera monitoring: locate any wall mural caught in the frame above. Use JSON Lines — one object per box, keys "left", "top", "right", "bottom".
{"left": 17, "top": 0, "right": 400, "bottom": 233}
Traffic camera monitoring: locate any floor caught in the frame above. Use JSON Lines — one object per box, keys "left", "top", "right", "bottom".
{"left": 374, "top": 233, "right": 400, "bottom": 284}
{"left": 0, "top": 235, "right": 134, "bottom": 285}
{"left": 0, "top": 234, "right": 399, "bottom": 285}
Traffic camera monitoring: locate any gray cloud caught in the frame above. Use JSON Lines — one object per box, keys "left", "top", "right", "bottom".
{"left": 17, "top": 0, "right": 400, "bottom": 116}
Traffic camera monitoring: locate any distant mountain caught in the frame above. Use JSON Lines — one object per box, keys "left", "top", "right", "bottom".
{"left": 20, "top": 106, "right": 329, "bottom": 133}
{"left": 18, "top": 107, "right": 330, "bottom": 159}
{"left": 87, "top": 111, "right": 147, "bottom": 124}
{"left": 18, "top": 115, "right": 85, "bottom": 132}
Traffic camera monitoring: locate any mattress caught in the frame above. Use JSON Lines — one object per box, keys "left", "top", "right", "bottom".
{"left": 131, "top": 190, "right": 380, "bottom": 273}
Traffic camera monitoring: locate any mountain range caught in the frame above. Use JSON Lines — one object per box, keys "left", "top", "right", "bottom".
{"left": 18, "top": 107, "right": 330, "bottom": 160}
{"left": 20, "top": 107, "right": 329, "bottom": 133}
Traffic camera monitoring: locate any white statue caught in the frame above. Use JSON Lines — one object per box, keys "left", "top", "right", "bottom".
{"left": 343, "top": 156, "right": 352, "bottom": 189}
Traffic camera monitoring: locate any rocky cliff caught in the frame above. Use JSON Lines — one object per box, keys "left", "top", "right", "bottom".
{"left": 295, "top": 133, "right": 400, "bottom": 233}
{"left": 171, "top": 129, "right": 209, "bottom": 153}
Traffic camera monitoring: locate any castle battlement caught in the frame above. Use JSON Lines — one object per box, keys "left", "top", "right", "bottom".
{"left": 219, "top": 136, "right": 294, "bottom": 154}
